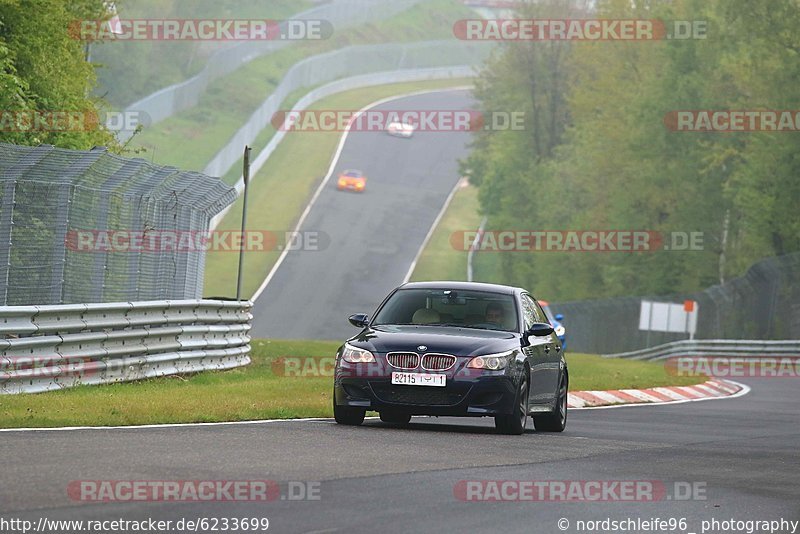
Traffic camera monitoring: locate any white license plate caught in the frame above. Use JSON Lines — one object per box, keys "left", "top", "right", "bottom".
{"left": 391, "top": 372, "right": 446, "bottom": 387}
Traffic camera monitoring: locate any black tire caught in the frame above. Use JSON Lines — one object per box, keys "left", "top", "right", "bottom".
{"left": 333, "top": 393, "right": 365, "bottom": 426}
{"left": 379, "top": 411, "right": 412, "bottom": 425}
{"left": 495, "top": 377, "right": 529, "bottom": 435}
{"left": 533, "top": 372, "right": 568, "bottom": 432}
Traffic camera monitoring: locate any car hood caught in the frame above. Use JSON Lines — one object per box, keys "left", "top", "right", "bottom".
{"left": 348, "top": 325, "right": 519, "bottom": 357}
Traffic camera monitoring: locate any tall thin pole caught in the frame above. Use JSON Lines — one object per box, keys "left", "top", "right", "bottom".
{"left": 236, "top": 146, "right": 252, "bottom": 301}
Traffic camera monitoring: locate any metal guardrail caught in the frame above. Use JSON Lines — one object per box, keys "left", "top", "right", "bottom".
{"left": 467, "top": 216, "right": 487, "bottom": 282}
{"left": 0, "top": 299, "right": 252, "bottom": 394}
{"left": 114, "top": 0, "right": 425, "bottom": 139}
{"left": 603, "top": 339, "right": 800, "bottom": 361}
{"left": 210, "top": 64, "right": 479, "bottom": 229}
{"left": 202, "top": 40, "right": 490, "bottom": 182}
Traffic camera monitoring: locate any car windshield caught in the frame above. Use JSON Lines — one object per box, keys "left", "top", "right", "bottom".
{"left": 343, "top": 170, "right": 361, "bottom": 177}
{"left": 541, "top": 304, "right": 555, "bottom": 323}
{"left": 372, "top": 288, "right": 519, "bottom": 332}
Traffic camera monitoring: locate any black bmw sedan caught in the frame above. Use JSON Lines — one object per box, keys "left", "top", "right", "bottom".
{"left": 333, "top": 281, "right": 568, "bottom": 434}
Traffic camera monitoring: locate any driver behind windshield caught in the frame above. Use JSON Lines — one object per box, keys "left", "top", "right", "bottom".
{"left": 484, "top": 302, "right": 505, "bottom": 327}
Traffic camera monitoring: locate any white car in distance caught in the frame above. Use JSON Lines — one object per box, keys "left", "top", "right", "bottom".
{"left": 386, "top": 121, "right": 415, "bottom": 138}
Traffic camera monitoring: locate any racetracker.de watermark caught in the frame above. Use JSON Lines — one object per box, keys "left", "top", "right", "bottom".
{"left": 665, "top": 110, "right": 800, "bottom": 132}
{"left": 270, "top": 110, "right": 525, "bottom": 132}
{"left": 665, "top": 356, "right": 800, "bottom": 378}
{"left": 273, "top": 356, "right": 337, "bottom": 377}
{"left": 0, "top": 356, "right": 96, "bottom": 381}
{"left": 453, "top": 19, "right": 707, "bottom": 41}
{"left": 67, "top": 480, "right": 321, "bottom": 502}
{"left": 450, "top": 230, "right": 705, "bottom": 252}
{"left": 0, "top": 110, "right": 150, "bottom": 133}
{"left": 453, "top": 480, "right": 707, "bottom": 501}
{"left": 70, "top": 19, "right": 332, "bottom": 41}
{"left": 65, "top": 230, "right": 328, "bottom": 253}
{"left": 281, "top": 356, "right": 507, "bottom": 379}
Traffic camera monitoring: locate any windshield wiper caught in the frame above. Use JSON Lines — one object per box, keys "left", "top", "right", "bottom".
{"left": 462, "top": 324, "right": 505, "bottom": 331}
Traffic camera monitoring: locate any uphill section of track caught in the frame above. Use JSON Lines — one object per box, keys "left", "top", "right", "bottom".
{"left": 250, "top": 89, "right": 474, "bottom": 340}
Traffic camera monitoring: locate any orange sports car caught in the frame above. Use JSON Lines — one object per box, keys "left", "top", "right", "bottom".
{"left": 337, "top": 169, "right": 366, "bottom": 192}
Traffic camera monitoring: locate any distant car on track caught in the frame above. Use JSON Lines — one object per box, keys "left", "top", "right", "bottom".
{"left": 336, "top": 169, "right": 366, "bottom": 192}
{"left": 538, "top": 300, "right": 566, "bottom": 350}
{"left": 333, "top": 281, "right": 567, "bottom": 434}
{"left": 386, "top": 121, "right": 415, "bottom": 138}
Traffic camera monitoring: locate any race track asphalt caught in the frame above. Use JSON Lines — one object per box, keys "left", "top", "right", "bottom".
{"left": 249, "top": 89, "right": 474, "bottom": 341}
{"left": 1, "top": 378, "right": 798, "bottom": 533}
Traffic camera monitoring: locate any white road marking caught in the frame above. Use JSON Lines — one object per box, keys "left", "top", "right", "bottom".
{"left": 651, "top": 387, "right": 690, "bottom": 401}
{"left": 618, "top": 389, "right": 665, "bottom": 403}
{"left": 252, "top": 86, "right": 472, "bottom": 302}
{"left": 582, "top": 390, "right": 628, "bottom": 405}
{"left": 693, "top": 383, "right": 726, "bottom": 397}
{"left": 566, "top": 394, "right": 586, "bottom": 408}
{"left": 403, "top": 177, "right": 466, "bottom": 283}
{"left": 0, "top": 382, "right": 750, "bottom": 432}
{"left": 573, "top": 380, "right": 750, "bottom": 410}
{"left": 673, "top": 386, "right": 706, "bottom": 398}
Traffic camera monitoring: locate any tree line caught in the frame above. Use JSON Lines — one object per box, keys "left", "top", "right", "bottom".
{"left": 1, "top": 0, "right": 117, "bottom": 149}
{"left": 463, "top": 0, "right": 800, "bottom": 301}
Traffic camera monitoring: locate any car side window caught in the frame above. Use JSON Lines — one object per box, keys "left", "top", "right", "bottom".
{"left": 520, "top": 294, "right": 536, "bottom": 330}
{"left": 531, "top": 299, "right": 549, "bottom": 324}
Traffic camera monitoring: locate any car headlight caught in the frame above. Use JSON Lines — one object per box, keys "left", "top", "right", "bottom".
{"left": 341, "top": 343, "right": 376, "bottom": 363}
{"left": 555, "top": 325, "right": 565, "bottom": 337}
{"left": 467, "top": 350, "right": 515, "bottom": 370}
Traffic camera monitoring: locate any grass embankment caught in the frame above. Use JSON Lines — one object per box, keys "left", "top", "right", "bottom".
{"left": 410, "top": 182, "right": 482, "bottom": 282}
{"left": 202, "top": 78, "right": 474, "bottom": 298}
{"left": 407, "top": 180, "right": 507, "bottom": 283}
{"left": 0, "top": 341, "right": 704, "bottom": 429}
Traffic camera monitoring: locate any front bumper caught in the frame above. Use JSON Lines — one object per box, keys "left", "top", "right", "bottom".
{"left": 334, "top": 357, "right": 519, "bottom": 416}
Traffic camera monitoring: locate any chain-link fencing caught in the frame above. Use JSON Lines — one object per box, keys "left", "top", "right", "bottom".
{"left": 551, "top": 253, "right": 800, "bottom": 354}
{"left": 0, "top": 143, "right": 237, "bottom": 306}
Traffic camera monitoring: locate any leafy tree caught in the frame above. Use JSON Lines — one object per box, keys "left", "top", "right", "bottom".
{"left": 0, "top": 0, "right": 118, "bottom": 149}
{"left": 467, "top": 0, "right": 800, "bottom": 300}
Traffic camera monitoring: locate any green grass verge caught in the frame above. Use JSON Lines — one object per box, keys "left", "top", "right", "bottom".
{"left": 127, "top": 0, "right": 474, "bottom": 172}
{"left": 410, "top": 182, "right": 482, "bottom": 282}
{"left": 0, "top": 341, "right": 705, "bottom": 429}
{"left": 202, "top": 78, "right": 475, "bottom": 299}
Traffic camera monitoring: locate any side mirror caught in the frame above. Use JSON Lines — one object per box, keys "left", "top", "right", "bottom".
{"left": 348, "top": 313, "right": 369, "bottom": 328}
{"left": 525, "top": 322, "right": 554, "bottom": 338}
{"left": 554, "top": 313, "right": 564, "bottom": 321}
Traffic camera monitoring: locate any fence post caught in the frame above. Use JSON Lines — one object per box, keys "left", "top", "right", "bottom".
{"left": 0, "top": 181, "right": 17, "bottom": 305}
{"left": 236, "top": 146, "right": 252, "bottom": 301}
